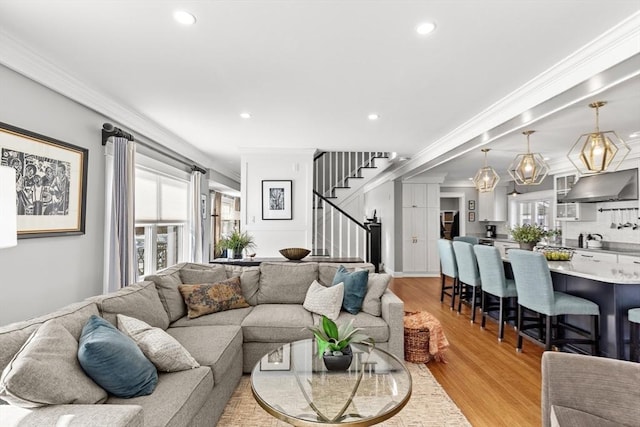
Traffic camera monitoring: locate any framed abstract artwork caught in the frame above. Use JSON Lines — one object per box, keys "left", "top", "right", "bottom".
{"left": 262, "top": 180, "right": 292, "bottom": 220}
{"left": 0, "top": 122, "right": 88, "bottom": 238}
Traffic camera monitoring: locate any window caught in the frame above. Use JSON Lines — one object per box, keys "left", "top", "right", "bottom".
{"left": 135, "top": 166, "right": 189, "bottom": 277}
{"left": 508, "top": 189, "right": 554, "bottom": 231}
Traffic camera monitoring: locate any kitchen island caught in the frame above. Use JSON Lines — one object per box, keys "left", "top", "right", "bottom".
{"left": 503, "top": 255, "right": 640, "bottom": 360}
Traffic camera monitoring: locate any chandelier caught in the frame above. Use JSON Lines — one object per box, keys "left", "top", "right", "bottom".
{"left": 508, "top": 130, "right": 549, "bottom": 185}
{"left": 473, "top": 148, "right": 500, "bottom": 193}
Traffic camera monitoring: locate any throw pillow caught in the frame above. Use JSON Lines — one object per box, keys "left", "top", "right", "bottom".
{"left": 332, "top": 265, "right": 369, "bottom": 315}
{"left": 0, "top": 320, "right": 107, "bottom": 408}
{"left": 78, "top": 315, "right": 158, "bottom": 398}
{"left": 303, "top": 280, "right": 344, "bottom": 320}
{"left": 361, "top": 272, "right": 391, "bottom": 316}
{"left": 117, "top": 314, "right": 200, "bottom": 372}
{"left": 178, "top": 276, "right": 250, "bottom": 319}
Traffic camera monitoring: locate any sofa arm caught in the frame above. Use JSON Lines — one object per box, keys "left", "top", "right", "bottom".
{"left": 0, "top": 404, "right": 143, "bottom": 427}
{"left": 381, "top": 289, "right": 404, "bottom": 360}
{"left": 541, "top": 351, "right": 640, "bottom": 427}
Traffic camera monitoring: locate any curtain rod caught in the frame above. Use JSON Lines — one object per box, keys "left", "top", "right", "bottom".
{"left": 101, "top": 122, "right": 207, "bottom": 175}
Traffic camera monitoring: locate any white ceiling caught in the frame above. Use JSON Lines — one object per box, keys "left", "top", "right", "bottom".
{"left": 0, "top": 1, "right": 639, "bottom": 184}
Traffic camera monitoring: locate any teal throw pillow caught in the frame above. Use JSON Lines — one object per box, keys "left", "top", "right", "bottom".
{"left": 332, "top": 265, "right": 369, "bottom": 315}
{"left": 78, "top": 315, "right": 158, "bottom": 398}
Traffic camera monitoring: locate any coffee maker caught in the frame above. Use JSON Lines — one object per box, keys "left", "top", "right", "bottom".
{"left": 485, "top": 225, "right": 497, "bottom": 238}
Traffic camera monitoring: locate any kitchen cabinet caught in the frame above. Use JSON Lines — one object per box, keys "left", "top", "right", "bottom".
{"left": 554, "top": 173, "right": 597, "bottom": 221}
{"left": 478, "top": 186, "right": 507, "bottom": 221}
{"left": 403, "top": 207, "right": 427, "bottom": 272}
{"left": 573, "top": 250, "right": 618, "bottom": 263}
{"left": 402, "top": 183, "right": 427, "bottom": 208}
{"left": 618, "top": 255, "right": 640, "bottom": 266}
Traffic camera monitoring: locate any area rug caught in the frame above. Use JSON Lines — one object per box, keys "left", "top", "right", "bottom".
{"left": 218, "top": 363, "right": 471, "bottom": 426}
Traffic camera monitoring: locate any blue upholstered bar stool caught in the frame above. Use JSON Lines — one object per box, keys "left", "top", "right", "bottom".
{"left": 437, "top": 239, "right": 459, "bottom": 310}
{"left": 629, "top": 308, "right": 640, "bottom": 362}
{"left": 509, "top": 249, "right": 600, "bottom": 354}
{"left": 452, "top": 241, "right": 482, "bottom": 323}
{"left": 453, "top": 236, "right": 480, "bottom": 245}
{"left": 473, "top": 245, "right": 518, "bottom": 341}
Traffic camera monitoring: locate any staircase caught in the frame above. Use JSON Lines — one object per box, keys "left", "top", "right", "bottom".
{"left": 312, "top": 152, "right": 389, "bottom": 267}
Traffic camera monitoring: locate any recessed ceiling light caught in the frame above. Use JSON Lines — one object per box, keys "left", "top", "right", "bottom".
{"left": 416, "top": 22, "right": 436, "bottom": 36}
{"left": 240, "top": 112, "right": 251, "bottom": 119}
{"left": 398, "top": 157, "right": 411, "bottom": 162}
{"left": 543, "top": 156, "right": 550, "bottom": 161}
{"left": 174, "top": 10, "right": 196, "bottom": 25}
{"left": 630, "top": 131, "right": 640, "bottom": 138}
{"left": 368, "top": 113, "right": 379, "bottom": 121}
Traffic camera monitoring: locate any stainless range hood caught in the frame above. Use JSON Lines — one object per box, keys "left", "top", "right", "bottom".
{"left": 563, "top": 169, "right": 638, "bottom": 203}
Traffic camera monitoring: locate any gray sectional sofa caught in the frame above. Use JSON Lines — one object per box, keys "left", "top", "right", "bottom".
{"left": 0, "top": 261, "right": 404, "bottom": 427}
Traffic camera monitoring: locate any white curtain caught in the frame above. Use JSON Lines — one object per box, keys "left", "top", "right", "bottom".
{"left": 104, "top": 137, "right": 136, "bottom": 293}
{"left": 188, "top": 170, "right": 203, "bottom": 263}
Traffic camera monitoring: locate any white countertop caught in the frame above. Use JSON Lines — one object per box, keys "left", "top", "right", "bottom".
{"left": 504, "top": 256, "right": 640, "bottom": 285}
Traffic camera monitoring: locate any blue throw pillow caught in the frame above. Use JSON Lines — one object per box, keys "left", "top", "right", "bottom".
{"left": 332, "top": 265, "right": 369, "bottom": 315}
{"left": 78, "top": 315, "right": 158, "bottom": 398}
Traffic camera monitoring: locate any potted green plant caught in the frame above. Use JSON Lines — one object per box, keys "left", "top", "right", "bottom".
{"left": 509, "top": 223, "right": 548, "bottom": 250}
{"left": 307, "top": 315, "right": 373, "bottom": 371}
{"left": 218, "top": 230, "right": 256, "bottom": 259}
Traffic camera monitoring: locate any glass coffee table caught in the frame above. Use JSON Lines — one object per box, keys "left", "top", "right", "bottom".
{"left": 251, "top": 339, "right": 412, "bottom": 426}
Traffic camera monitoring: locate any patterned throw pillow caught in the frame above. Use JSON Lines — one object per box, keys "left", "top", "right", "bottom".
{"left": 303, "top": 280, "right": 344, "bottom": 320}
{"left": 178, "top": 276, "right": 250, "bottom": 319}
{"left": 332, "top": 265, "right": 369, "bottom": 315}
{"left": 117, "top": 314, "right": 200, "bottom": 372}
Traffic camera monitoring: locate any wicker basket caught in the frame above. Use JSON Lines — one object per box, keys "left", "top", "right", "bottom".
{"left": 404, "top": 326, "right": 431, "bottom": 363}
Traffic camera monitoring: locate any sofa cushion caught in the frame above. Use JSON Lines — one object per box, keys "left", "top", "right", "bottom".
{"left": 258, "top": 262, "right": 318, "bottom": 304}
{"left": 0, "top": 404, "right": 144, "bottom": 427}
{"left": 78, "top": 315, "right": 158, "bottom": 398}
{"left": 179, "top": 267, "right": 227, "bottom": 285}
{"left": 303, "top": 280, "right": 344, "bottom": 320}
{"left": 242, "top": 304, "right": 314, "bottom": 342}
{"left": 0, "top": 320, "right": 107, "bottom": 408}
{"left": 107, "top": 367, "right": 213, "bottom": 427}
{"left": 225, "top": 265, "right": 260, "bottom": 305}
{"left": 178, "top": 277, "right": 250, "bottom": 319}
{"left": 117, "top": 314, "right": 199, "bottom": 372}
{"left": 167, "top": 325, "right": 242, "bottom": 385}
{"left": 312, "top": 311, "right": 390, "bottom": 343}
{"left": 170, "top": 306, "right": 253, "bottom": 328}
{"left": 88, "top": 281, "right": 170, "bottom": 330}
{"left": 361, "top": 273, "right": 391, "bottom": 317}
{"left": 332, "top": 265, "right": 369, "bottom": 314}
{"left": 551, "top": 405, "right": 623, "bottom": 427}
{"left": 146, "top": 270, "right": 186, "bottom": 323}
{"left": 318, "top": 263, "right": 375, "bottom": 287}
{"left": 0, "top": 301, "right": 99, "bottom": 374}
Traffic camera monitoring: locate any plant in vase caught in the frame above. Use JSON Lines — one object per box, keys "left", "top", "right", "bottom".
{"left": 509, "top": 223, "right": 549, "bottom": 250}
{"left": 307, "top": 315, "right": 373, "bottom": 371}
{"left": 218, "top": 230, "right": 256, "bottom": 259}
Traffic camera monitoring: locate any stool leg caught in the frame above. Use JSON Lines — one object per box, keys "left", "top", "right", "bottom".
{"left": 440, "top": 275, "right": 446, "bottom": 303}
{"left": 631, "top": 320, "right": 639, "bottom": 362}
{"left": 457, "top": 283, "right": 464, "bottom": 314}
{"left": 591, "top": 314, "right": 599, "bottom": 356}
{"left": 516, "top": 305, "right": 523, "bottom": 352}
{"left": 498, "top": 297, "right": 505, "bottom": 342}
{"left": 481, "top": 291, "right": 487, "bottom": 330}
{"left": 470, "top": 286, "right": 477, "bottom": 324}
{"left": 545, "top": 315, "right": 553, "bottom": 351}
{"left": 450, "top": 278, "right": 457, "bottom": 310}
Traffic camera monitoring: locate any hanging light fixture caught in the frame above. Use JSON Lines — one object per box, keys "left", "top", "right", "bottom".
{"left": 567, "top": 101, "right": 630, "bottom": 174}
{"left": 508, "top": 181, "right": 521, "bottom": 197}
{"left": 508, "top": 130, "right": 549, "bottom": 185}
{"left": 473, "top": 148, "right": 500, "bottom": 193}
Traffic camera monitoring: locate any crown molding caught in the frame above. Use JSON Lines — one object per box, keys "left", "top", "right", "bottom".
{"left": 0, "top": 29, "right": 241, "bottom": 183}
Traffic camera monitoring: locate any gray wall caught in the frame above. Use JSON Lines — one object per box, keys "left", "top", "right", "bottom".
{"left": 0, "top": 65, "right": 107, "bottom": 325}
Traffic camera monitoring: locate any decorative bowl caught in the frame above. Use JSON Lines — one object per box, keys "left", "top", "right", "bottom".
{"left": 279, "top": 248, "right": 311, "bottom": 260}
{"left": 537, "top": 246, "right": 574, "bottom": 261}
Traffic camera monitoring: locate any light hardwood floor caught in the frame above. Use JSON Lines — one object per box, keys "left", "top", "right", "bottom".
{"left": 389, "top": 276, "right": 544, "bottom": 427}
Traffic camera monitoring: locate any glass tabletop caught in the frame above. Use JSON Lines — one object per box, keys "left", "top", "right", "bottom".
{"left": 251, "top": 339, "right": 412, "bottom": 426}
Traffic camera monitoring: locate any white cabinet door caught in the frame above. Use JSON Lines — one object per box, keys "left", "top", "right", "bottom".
{"left": 618, "top": 255, "right": 640, "bottom": 266}
{"left": 573, "top": 250, "right": 618, "bottom": 263}
{"left": 402, "top": 207, "right": 427, "bottom": 272}
{"left": 402, "top": 183, "right": 427, "bottom": 208}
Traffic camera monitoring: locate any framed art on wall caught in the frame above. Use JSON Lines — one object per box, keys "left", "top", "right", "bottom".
{"left": 0, "top": 122, "right": 88, "bottom": 238}
{"left": 262, "top": 180, "right": 292, "bottom": 220}
{"left": 468, "top": 200, "right": 475, "bottom": 211}
{"left": 468, "top": 211, "right": 476, "bottom": 222}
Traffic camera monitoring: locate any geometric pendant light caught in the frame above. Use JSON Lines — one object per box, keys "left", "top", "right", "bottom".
{"left": 567, "top": 101, "right": 631, "bottom": 174}
{"left": 473, "top": 148, "right": 500, "bottom": 193}
{"left": 508, "top": 130, "right": 549, "bottom": 185}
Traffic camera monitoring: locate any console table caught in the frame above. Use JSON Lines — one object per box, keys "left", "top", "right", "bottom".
{"left": 211, "top": 257, "right": 365, "bottom": 267}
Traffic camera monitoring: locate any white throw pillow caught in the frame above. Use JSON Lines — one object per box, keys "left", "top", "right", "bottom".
{"left": 361, "top": 273, "right": 391, "bottom": 316}
{"left": 117, "top": 314, "right": 199, "bottom": 372}
{"left": 0, "top": 320, "right": 107, "bottom": 408}
{"left": 303, "top": 280, "right": 344, "bottom": 320}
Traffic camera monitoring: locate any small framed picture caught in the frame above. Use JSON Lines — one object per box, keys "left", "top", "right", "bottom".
{"left": 262, "top": 180, "right": 292, "bottom": 220}
{"left": 260, "top": 344, "right": 291, "bottom": 371}
{"left": 468, "top": 211, "right": 476, "bottom": 222}
{"left": 468, "top": 200, "right": 475, "bottom": 211}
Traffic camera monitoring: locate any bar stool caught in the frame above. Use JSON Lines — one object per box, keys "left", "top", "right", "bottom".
{"left": 452, "top": 241, "right": 482, "bottom": 323}
{"left": 437, "top": 239, "right": 458, "bottom": 310}
{"left": 629, "top": 308, "right": 640, "bottom": 362}
{"left": 473, "top": 245, "right": 518, "bottom": 342}
{"left": 453, "top": 236, "right": 480, "bottom": 245}
{"left": 509, "top": 249, "right": 600, "bottom": 354}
